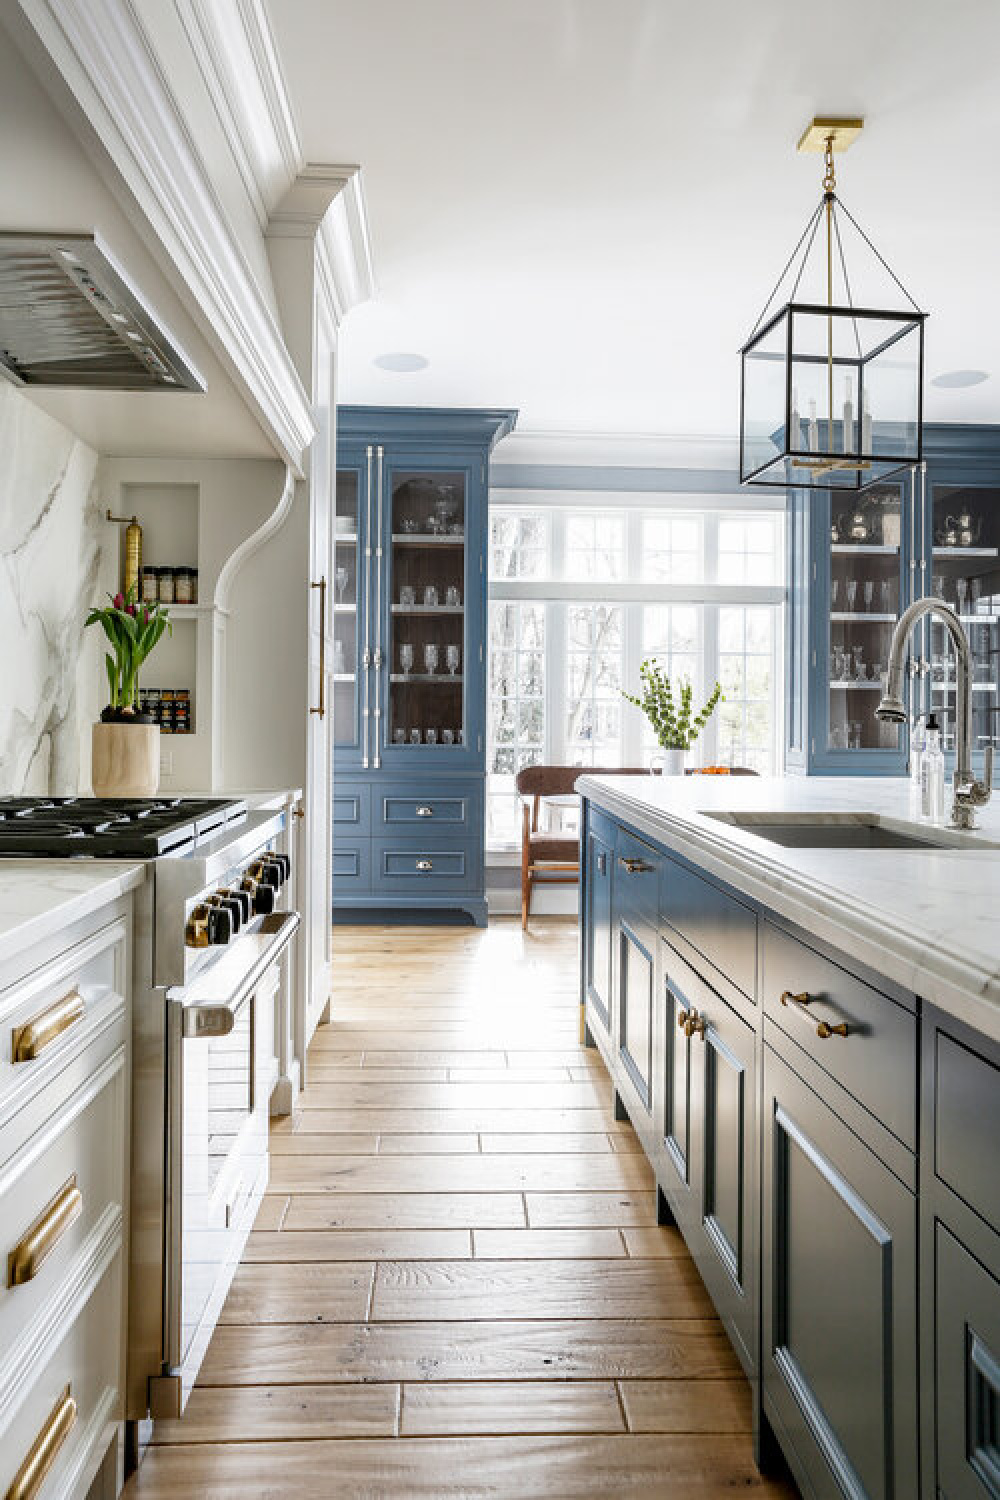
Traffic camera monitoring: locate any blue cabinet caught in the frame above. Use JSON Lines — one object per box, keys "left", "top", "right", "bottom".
{"left": 332, "top": 407, "right": 516, "bottom": 924}
{"left": 786, "top": 423, "right": 1000, "bottom": 782}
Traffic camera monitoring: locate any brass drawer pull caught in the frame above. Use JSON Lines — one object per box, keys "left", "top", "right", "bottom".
{"left": 416, "top": 859, "right": 433, "bottom": 872}
{"left": 8, "top": 1176, "right": 83, "bottom": 1287}
{"left": 677, "top": 1007, "right": 706, "bottom": 1040}
{"left": 11, "top": 988, "right": 85, "bottom": 1064}
{"left": 780, "top": 989, "right": 848, "bottom": 1041}
{"left": 416, "top": 805, "right": 434, "bottom": 817}
{"left": 5, "top": 1385, "right": 77, "bottom": 1500}
{"left": 618, "top": 856, "right": 653, "bottom": 874}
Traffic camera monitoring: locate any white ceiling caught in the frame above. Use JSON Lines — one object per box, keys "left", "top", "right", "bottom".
{"left": 270, "top": 0, "right": 1000, "bottom": 440}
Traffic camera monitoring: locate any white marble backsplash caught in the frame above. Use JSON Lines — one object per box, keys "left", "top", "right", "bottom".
{"left": 0, "top": 385, "right": 106, "bottom": 794}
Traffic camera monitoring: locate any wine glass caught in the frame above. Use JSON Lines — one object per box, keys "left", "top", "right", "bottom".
{"left": 424, "top": 643, "right": 439, "bottom": 675}
{"left": 846, "top": 579, "right": 857, "bottom": 612}
{"left": 880, "top": 579, "right": 892, "bottom": 615}
{"left": 957, "top": 578, "right": 968, "bottom": 616}
{"left": 446, "top": 644, "right": 460, "bottom": 676}
{"left": 399, "top": 643, "right": 413, "bottom": 675}
{"left": 425, "top": 728, "right": 438, "bottom": 745}
{"left": 853, "top": 647, "right": 865, "bottom": 681}
{"left": 831, "top": 578, "right": 840, "bottom": 610}
{"left": 864, "top": 581, "right": 874, "bottom": 612}
{"left": 335, "top": 566, "right": 349, "bottom": 603}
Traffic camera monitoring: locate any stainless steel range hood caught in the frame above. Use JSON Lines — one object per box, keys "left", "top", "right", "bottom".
{"left": 0, "top": 232, "right": 205, "bottom": 392}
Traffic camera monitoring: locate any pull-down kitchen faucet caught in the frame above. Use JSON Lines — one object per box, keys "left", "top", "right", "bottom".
{"left": 876, "top": 598, "right": 993, "bottom": 829}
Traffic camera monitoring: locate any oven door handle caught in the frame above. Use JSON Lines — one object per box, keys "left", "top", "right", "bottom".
{"left": 180, "top": 911, "right": 300, "bottom": 1040}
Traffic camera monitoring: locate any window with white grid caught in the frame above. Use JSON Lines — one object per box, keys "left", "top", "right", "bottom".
{"left": 487, "top": 501, "right": 785, "bottom": 848}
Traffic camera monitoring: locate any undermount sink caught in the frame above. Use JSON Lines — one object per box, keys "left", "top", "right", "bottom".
{"left": 701, "top": 811, "right": 996, "bottom": 851}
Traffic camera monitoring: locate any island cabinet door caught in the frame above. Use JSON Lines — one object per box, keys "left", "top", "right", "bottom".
{"left": 658, "top": 937, "right": 756, "bottom": 1374}
{"left": 583, "top": 824, "right": 614, "bottom": 1043}
{"left": 612, "top": 832, "right": 660, "bottom": 1121}
{"left": 762, "top": 1044, "right": 918, "bottom": 1500}
{"left": 934, "top": 1222, "right": 1000, "bottom": 1500}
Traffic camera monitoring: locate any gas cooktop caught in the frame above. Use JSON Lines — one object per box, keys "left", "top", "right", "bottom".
{"left": 0, "top": 796, "right": 247, "bottom": 857}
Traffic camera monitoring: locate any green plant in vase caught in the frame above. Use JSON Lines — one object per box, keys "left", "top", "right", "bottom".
{"left": 85, "top": 584, "right": 172, "bottom": 722}
{"left": 622, "top": 659, "right": 723, "bottom": 774}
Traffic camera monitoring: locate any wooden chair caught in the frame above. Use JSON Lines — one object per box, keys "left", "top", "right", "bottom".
{"left": 515, "top": 763, "right": 760, "bottom": 928}
{"left": 515, "top": 765, "right": 648, "bottom": 929}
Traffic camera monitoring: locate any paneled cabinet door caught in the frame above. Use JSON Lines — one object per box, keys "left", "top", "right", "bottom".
{"left": 762, "top": 1044, "right": 918, "bottom": 1500}
{"left": 584, "top": 828, "right": 613, "bottom": 1041}
{"left": 333, "top": 451, "right": 372, "bottom": 767}
{"left": 659, "top": 938, "right": 756, "bottom": 1374}
{"left": 935, "top": 1221, "right": 1000, "bottom": 1500}
{"left": 612, "top": 834, "right": 659, "bottom": 1119}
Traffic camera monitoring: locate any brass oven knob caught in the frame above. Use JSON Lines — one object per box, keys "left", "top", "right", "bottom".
{"left": 185, "top": 903, "right": 211, "bottom": 948}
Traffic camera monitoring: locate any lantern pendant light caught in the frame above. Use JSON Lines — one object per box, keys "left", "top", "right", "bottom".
{"left": 739, "top": 118, "right": 926, "bottom": 492}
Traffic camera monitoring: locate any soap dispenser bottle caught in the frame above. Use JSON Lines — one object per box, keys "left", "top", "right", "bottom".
{"left": 909, "top": 715, "right": 926, "bottom": 816}
{"left": 921, "top": 713, "right": 945, "bottom": 824}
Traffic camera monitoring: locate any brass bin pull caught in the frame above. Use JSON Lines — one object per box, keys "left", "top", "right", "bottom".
{"left": 5, "top": 1385, "right": 77, "bottom": 1500}
{"left": 310, "top": 576, "right": 327, "bottom": 719}
{"left": 780, "top": 989, "right": 848, "bottom": 1041}
{"left": 8, "top": 1176, "right": 83, "bottom": 1288}
{"left": 11, "top": 988, "right": 85, "bottom": 1064}
{"left": 617, "top": 856, "right": 653, "bottom": 874}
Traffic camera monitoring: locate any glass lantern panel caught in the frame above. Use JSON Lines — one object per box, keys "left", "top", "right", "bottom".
{"left": 741, "top": 310, "right": 789, "bottom": 480}
{"left": 863, "top": 320, "right": 921, "bottom": 463}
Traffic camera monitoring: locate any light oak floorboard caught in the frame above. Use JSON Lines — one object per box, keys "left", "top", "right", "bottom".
{"left": 371, "top": 1259, "right": 713, "bottom": 1321}
{"left": 282, "top": 1191, "right": 527, "bottom": 1231}
{"left": 220, "top": 1263, "right": 374, "bottom": 1324}
{"left": 400, "top": 1380, "right": 624, "bottom": 1436}
{"left": 199, "top": 1318, "right": 743, "bottom": 1385}
{"left": 295, "top": 1081, "right": 609, "bottom": 1110}
{"left": 479, "top": 1132, "right": 626, "bottom": 1154}
{"left": 252, "top": 1195, "right": 289, "bottom": 1232}
{"left": 472, "top": 1229, "right": 627, "bottom": 1260}
{"left": 267, "top": 1151, "right": 652, "bottom": 1195}
{"left": 150, "top": 1384, "right": 399, "bottom": 1444}
{"left": 622, "top": 1226, "right": 689, "bottom": 1259}
{"left": 292, "top": 1107, "right": 624, "bottom": 1133}
{"left": 377, "top": 1133, "right": 481, "bottom": 1154}
{"left": 243, "top": 1229, "right": 473, "bottom": 1263}
{"left": 525, "top": 1191, "right": 660, "bottom": 1228}
{"left": 269, "top": 1133, "right": 379, "bottom": 1156}
{"left": 619, "top": 1377, "right": 753, "bottom": 1434}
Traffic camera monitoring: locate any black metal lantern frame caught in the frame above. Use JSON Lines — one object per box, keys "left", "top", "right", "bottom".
{"left": 740, "top": 138, "right": 926, "bottom": 493}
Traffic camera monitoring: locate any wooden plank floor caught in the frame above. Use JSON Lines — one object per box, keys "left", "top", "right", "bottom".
{"left": 127, "top": 918, "right": 797, "bottom": 1499}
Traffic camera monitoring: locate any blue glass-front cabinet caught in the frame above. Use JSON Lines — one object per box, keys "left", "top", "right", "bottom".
{"left": 787, "top": 424, "right": 1000, "bottom": 780}
{"left": 332, "top": 406, "right": 517, "bottom": 925}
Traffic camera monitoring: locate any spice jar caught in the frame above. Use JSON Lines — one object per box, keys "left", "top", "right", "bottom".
{"left": 160, "top": 688, "right": 175, "bottom": 732}
{"left": 158, "top": 568, "right": 175, "bottom": 605}
{"left": 189, "top": 568, "right": 198, "bottom": 603}
{"left": 174, "top": 567, "right": 194, "bottom": 605}
{"left": 141, "top": 568, "right": 159, "bottom": 605}
{"left": 174, "top": 689, "right": 191, "bottom": 734}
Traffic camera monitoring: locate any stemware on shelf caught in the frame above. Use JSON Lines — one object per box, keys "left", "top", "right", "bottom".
{"left": 880, "top": 579, "right": 892, "bottom": 615}
{"left": 446, "top": 585, "right": 461, "bottom": 607}
{"left": 853, "top": 647, "right": 865, "bottom": 682}
{"left": 332, "top": 639, "right": 345, "bottom": 675}
{"left": 864, "top": 581, "right": 874, "bottom": 612}
{"left": 409, "top": 729, "right": 421, "bottom": 745}
{"left": 846, "top": 579, "right": 857, "bottom": 611}
{"left": 335, "top": 565, "right": 349, "bottom": 603}
{"left": 446, "top": 644, "right": 461, "bottom": 676}
{"left": 393, "top": 728, "right": 405, "bottom": 744}
{"left": 399, "top": 643, "right": 414, "bottom": 675}
{"left": 400, "top": 585, "right": 416, "bottom": 607}
{"left": 442, "top": 729, "right": 455, "bottom": 745}
{"left": 424, "top": 643, "right": 439, "bottom": 675}
{"left": 425, "top": 728, "right": 438, "bottom": 745}
{"left": 832, "top": 578, "right": 840, "bottom": 610}
{"left": 423, "top": 584, "right": 439, "bottom": 607}
{"left": 957, "top": 578, "right": 968, "bottom": 614}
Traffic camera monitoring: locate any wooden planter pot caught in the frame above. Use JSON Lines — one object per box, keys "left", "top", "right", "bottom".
{"left": 91, "top": 722, "right": 160, "bottom": 798}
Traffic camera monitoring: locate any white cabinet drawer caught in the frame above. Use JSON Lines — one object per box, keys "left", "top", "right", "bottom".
{"left": 0, "top": 1247, "right": 123, "bottom": 1500}
{"left": 0, "top": 1047, "right": 126, "bottom": 1369}
{"left": 0, "top": 919, "right": 127, "bottom": 1142}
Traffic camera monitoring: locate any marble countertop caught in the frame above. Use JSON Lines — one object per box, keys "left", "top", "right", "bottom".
{"left": 0, "top": 860, "right": 146, "bottom": 970}
{"left": 578, "top": 774, "right": 1000, "bottom": 1044}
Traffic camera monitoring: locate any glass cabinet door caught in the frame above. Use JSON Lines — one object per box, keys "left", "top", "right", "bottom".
{"left": 333, "top": 464, "right": 365, "bottom": 753}
{"left": 928, "top": 482, "right": 1000, "bottom": 767}
{"left": 827, "top": 486, "right": 905, "bottom": 755}
{"left": 383, "top": 466, "right": 469, "bottom": 758}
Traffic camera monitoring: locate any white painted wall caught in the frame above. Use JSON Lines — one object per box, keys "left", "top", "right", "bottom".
{"left": 0, "top": 385, "right": 113, "bottom": 794}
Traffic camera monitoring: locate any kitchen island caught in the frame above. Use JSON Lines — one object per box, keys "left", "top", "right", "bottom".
{"left": 578, "top": 774, "right": 1000, "bottom": 1500}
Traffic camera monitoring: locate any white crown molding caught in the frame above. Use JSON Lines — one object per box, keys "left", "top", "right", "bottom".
{"left": 233, "top": 0, "right": 302, "bottom": 181}
{"left": 14, "top": 0, "right": 316, "bottom": 473}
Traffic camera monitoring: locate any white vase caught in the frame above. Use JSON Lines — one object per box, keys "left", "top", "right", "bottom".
{"left": 660, "top": 747, "right": 686, "bottom": 777}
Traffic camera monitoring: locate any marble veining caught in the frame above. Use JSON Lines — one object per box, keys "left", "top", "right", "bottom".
{"left": 0, "top": 384, "right": 106, "bottom": 795}
{"left": 0, "top": 860, "right": 146, "bottom": 968}
{"left": 580, "top": 774, "right": 1000, "bottom": 1044}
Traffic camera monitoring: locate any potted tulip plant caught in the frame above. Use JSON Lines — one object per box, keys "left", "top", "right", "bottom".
{"left": 622, "top": 659, "right": 724, "bottom": 775}
{"left": 85, "top": 585, "right": 171, "bottom": 796}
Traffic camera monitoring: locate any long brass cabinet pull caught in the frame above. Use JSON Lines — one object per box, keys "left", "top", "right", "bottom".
{"left": 618, "top": 856, "right": 653, "bottom": 874}
{"left": 310, "top": 576, "right": 327, "bottom": 719}
{"left": 5, "top": 1385, "right": 77, "bottom": 1500}
{"left": 11, "top": 988, "right": 85, "bottom": 1064}
{"left": 7, "top": 1176, "right": 83, "bottom": 1287}
{"left": 780, "top": 989, "right": 849, "bottom": 1040}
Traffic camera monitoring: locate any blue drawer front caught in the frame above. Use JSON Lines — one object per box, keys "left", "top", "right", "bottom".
{"left": 372, "top": 835, "right": 479, "bottom": 895}
{"left": 333, "top": 837, "right": 371, "bottom": 892}
{"left": 375, "top": 778, "right": 482, "bottom": 834}
{"left": 333, "top": 782, "right": 371, "bottom": 833}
